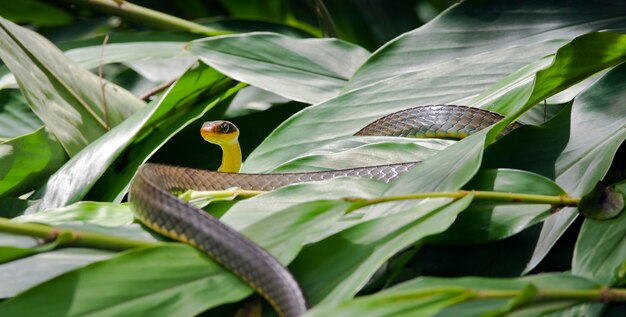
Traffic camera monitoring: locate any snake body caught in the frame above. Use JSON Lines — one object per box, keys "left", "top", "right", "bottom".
{"left": 129, "top": 105, "right": 519, "bottom": 317}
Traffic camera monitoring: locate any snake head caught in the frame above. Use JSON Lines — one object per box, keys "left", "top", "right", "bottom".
{"left": 201, "top": 120, "right": 240, "bottom": 145}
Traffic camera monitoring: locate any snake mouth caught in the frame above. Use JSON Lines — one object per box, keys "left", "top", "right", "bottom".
{"left": 201, "top": 120, "right": 239, "bottom": 144}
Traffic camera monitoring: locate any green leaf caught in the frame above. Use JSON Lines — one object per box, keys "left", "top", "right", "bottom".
{"left": 0, "top": 198, "right": 354, "bottom": 314}
{"left": 291, "top": 195, "right": 473, "bottom": 305}
{"left": 0, "top": 90, "right": 42, "bottom": 140}
{"left": 524, "top": 61, "right": 626, "bottom": 273}
{"left": 270, "top": 136, "right": 451, "bottom": 173}
{"left": 188, "top": 32, "right": 370, "bottom": 104}
{"left": 304, "top": 273, "right": 599, "bottom": 317}
{"left": 85, "top": 66, "right": 242, "bottom": 204}
{"left": 23, "top": 63, "right": 237, "bottom": 212}
{"left": 0, "top": 127, "right": 67, "bottom": 199}
{"left": 64, "top": 42, "right": 192, "bottom": 71}
{"left": 13, "top": 202, "right": 133, "bottom": 227}
{"left": 431, "top": 169, "right": 567, "bottom": 244}
{"left": 241, "top": 200, "right": 352, "bottom": 265}
{"left": 0, "top": 0, "right": 73, "bottom": 27}
{"left": 0, "top": 17, "right": 145, "bottom": 156}
{"left": 0, "top": 36, "right": 198, "bottom": 90}
{"left": 0, "top": 246, "right": 34, "bottom": 264}
{"left": 303, "top": 289, "right": 468, "bottom": 317}
{"left": 0, "top": 198, "right": 35, "bottom": 218}
{"left": 221, "top": 177, "right": 386, "bottom": 232}
{"left": 346, "top": 0, "right": 626, "bottom": 90}
{"left": 243, "top": 2, "right": 626, "bottom": 173}
{"left": 0, "top": 245, "right": 248, "bottom": 315}
{"left": 573, "top": 182, "right": 626, "bottom": 286}
{"left": 0, "top": 248, "right": 114, "bottom": 298}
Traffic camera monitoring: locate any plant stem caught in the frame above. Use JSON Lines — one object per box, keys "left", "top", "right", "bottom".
{"left": 346, "top": 190, "right": 579, "bottom": 212}
{"left": 66, "top": 0, "right": 230, "bottom": 36}
{"left": 0, "top": 217, "right": 153, "bottom": 251}
{"left": 180, "top": 189, "right": 266, "bottom": 201}
{"left": 473, "top": 287, "right": 626, "bottom": 302}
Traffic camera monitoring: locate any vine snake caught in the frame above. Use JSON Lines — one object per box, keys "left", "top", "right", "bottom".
{"left": 129, "top": 105, "right": 520, "bottom": 317}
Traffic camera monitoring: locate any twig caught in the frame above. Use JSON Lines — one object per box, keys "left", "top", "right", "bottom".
{"left": 345, "top": 190, "right": 580, "bottom": 213}
{"left": 65, "top": 0, "right": 229, "bottom": 36}
{"left": 99, "top": 33, "right": 110, "bottom": 130}
{"left": 0, "top": 217, "right": 153, "bottom": 251}
{"left": 140, "top": 77, "right": 177, "bottom": 101}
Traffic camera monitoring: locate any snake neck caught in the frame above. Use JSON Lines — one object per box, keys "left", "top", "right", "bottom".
{"left": 218, "top": 141, "right": 242, "bottom": 173}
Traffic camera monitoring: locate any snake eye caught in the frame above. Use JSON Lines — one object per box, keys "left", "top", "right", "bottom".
{"left": 218, "top": 122, "right": 236, "bottom": 134}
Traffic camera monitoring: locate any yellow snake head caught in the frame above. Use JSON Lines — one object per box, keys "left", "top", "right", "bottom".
{"left": 201, "top": 120, "right": 240, "bottom": 145}
{"left": 200, "top": 120, "right": 242, "bottom": 172}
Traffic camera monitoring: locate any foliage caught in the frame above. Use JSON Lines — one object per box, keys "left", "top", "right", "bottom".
{"left": 0, "top": 0, "right": 625, "bottom": 316}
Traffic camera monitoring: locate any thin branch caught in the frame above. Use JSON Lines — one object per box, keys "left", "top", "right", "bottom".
{"left": 65, "top": 0, "right": 230, "bottom": 36}
{"left": 472, "top": 287, "right": 626, "bottom": 302}
{"left": 99, "top": 33, "right": 110, "bottom": 130}
{"left": 344, "top": 190, "right": 580, "bottom": 213}
{"left": 0, "top": 217, "right": 153, "bottom": 251}
{"left": 140, "top": 78, "right": 177, "bottom": 101}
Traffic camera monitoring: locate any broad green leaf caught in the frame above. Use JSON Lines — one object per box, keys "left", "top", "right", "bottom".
{"left": 64, "top": 42, "right": 192, "bottom": 70}
{"left": 283, "top": 32, "right": 626, "bottom": 306}
{"left": 270, "top": 136, "right": 451, "bottom": 173}
{"left": 378, "top": 32, "right": 626, "bottom": 273}
{"left": 25, "top": 63, "right": 238, "bottom": 212}
{"left": 222, "top": 85, "right": 290, "bottom": 118}
{"left": 346, "top": 0, "right": 626, "bottom": 90}
{"left": 316, "top": 274, "right": 599, "bottom": 317}
{"left": 241, "top": 200, "right": 352, "bottom": 265}
{"left": 244, "top": 25, "right": 626, "bottom": 175}
{"left": 572, "top": 183, "right": 626, "bottom": 286}
{"left": 0, "top": 17, "right": 145, "bottom": 156}
{"left": 0, "top": 248, "right": 114, "bottom": 298}
{"left": 0, "top": 90, "right": 42, "bottom": 140}
{"left": 0, "top": 199, "right": 354, "bottom": 315}
{"left": 543, "top": 303, "right": 605, "bottom": 317}
{"left": 0, "top": 246, "right": 34, "bottom": 264}
{"left": 0, "top": 231, "right": 36, "bottom": 249}
{"left": 303, "top": 289, "right": 468, "bottom": 317}
{"left": 385, "top": 129, "right": 488, "bottom": 195}
{"left": 0, "top": 36, "right": 198, "bottom": 90}
{"left": 86, "top": 68, "right": 242, "bottom": 204}
{"left": 0, "top": 245, "right": 248, "bottom": 316}
{"left": 524, "top": 61, "right": 626, "bottom": 272}
{"left": 389, "top": 273, "right": 599, "bottom": 292}
{"left": 0, "top": 198, "right": 35, "bottom": 218}
{"left": 62, "top": 42, "right": 196, "bottom": 85}
{"left": 483, "top": 32, "right": 626, "bottom": 119}
{"left": 0, "top": 127, "right": 67, "bottom": 199}
{"left": 291, "top": 195, "right": 472, "bottom": 305}
{"left": 482, "top": 105, "right": 573, "bottom": 180}
{"left": 188, "top": 32, "right": 370, "bottom": 104}
{"left": 244, "top": 0, "right": 626, "bottom": 173}
{"left": 0, "top": 0, "right": 73, "bottom": 26}
{"left": 14, "top": 202, "right": 133, "bottom": 227}
{"left": 222, "top": 177, "right": 386, "bottom": 232}
{"left": 431, "top": 169, "right": 566, "bottom": 244}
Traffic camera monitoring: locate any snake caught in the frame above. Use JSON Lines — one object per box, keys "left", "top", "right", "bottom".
{"left": 128, "top": 105, "right": 521, "bottom": 317}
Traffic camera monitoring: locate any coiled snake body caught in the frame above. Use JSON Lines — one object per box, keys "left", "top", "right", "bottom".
{"left": 129, "top": 105, "right": 520, "bottom": 317}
